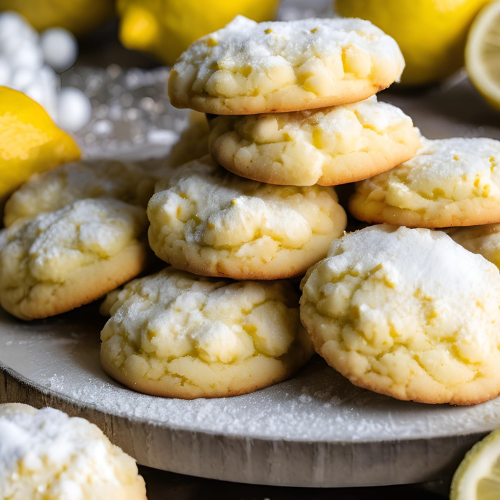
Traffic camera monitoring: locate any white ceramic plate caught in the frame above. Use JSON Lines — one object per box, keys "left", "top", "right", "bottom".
{"left": 0, "top": 305, "right": 496, "bottom": 487}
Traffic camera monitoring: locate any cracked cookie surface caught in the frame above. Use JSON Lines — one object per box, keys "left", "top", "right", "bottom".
{"left": 447, "top": 223, "right": 500, "bottom": 270}
{"left": 169, "top": 16, "right": 404, "bottom": 115}
{"left": 349, "top": 138, "right": 500, "bottom": 227}
{"left": 147, "top": 155, "right": 347, "bottom": 280}
{"left": 100, "top": 267, "right": 313, "bottom": 399}
{"left": 0, "top": 198, "right": 148, "bottom": 320}
{"left": 0, "top": 404, "right": 146, "bottom": 500}
{"left": 3, "top": 159, "right": 169, "bottom": 228}
{"left": 209, "top": 96, "right": 420, "bottom": 186}
{"left": 4, "top": 113, "right": 211, "bottom": 229}
{"left": 300, "top": 224, "right": 500, "bottom": 405}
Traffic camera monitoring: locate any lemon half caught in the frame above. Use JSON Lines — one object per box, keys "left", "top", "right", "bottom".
{"left": 451, "top": 429, "right": 500, "bottom": 499}
{"left": 466, "top": 0, "right": 500, "bottom": 111}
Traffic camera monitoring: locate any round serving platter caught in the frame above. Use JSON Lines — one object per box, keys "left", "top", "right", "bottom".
{"left": 3, "top": 63, "right": 500, "bottom": 487}
{"left": 0, "top": 304, "right": 498, "bottom": 488}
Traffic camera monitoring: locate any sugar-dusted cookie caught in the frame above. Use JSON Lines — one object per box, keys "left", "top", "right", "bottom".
{"left": 100, "top": 267, "right": 313, "bottom": 399}
{"left": 147, "top": 155, "right": 347, "bottom": 280}
{"left": 209, "top": 96, "right": 421, "bottom": 186}
{"left": 349, "top": 138, "right": 500, "bottom": 228}
{"left": 0, "top": 198, "right": 148, "bottom": 320}
{"left": 169, "top": 16, "right": 405, "bottom": 115}
{"left": 300, "top": 225, "right": 500, "bottom": 405}
{"left": 167, "top": 111, "right": 210, "bottom": 167}
{"left": 0, "top": 403, "right": 147, "bottom": 500}
{"left": 3, "top": 159, "right": 168, "bottom": 228}
{"left": 447, "top": 223, "right": 500, "bottom": 270}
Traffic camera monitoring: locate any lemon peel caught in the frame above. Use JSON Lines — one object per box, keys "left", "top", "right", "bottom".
{"left": 0, "top": 87, "right": 80, "bottom": 204}
{"left": 0, "top": 0, "right": 114, "bottom": 35}
{"left": 466, "top": 0, "right": 500, "bottom": 112}
{"left": 336, "top": 0, "right": 490, "bottom": 85}
{"left": 117, "top": 0, "right": 280, "bottom": 66}
{"left": 451, "top": 428, "right": 500, "bottom": 499}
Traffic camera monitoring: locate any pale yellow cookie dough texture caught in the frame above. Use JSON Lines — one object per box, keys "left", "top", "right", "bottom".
{"left": 3, "top": 159, "right": 168, "bottom": 228}
{"left": 100, "top": 267, "right": 313, "bottom": 399}
{"left": 209, "top": 96, "right": 421, "bottom": 186}
{"left": 349, "top": 137, "right": 500, "bottom": 228}
{"left": 2, "top": 115, "right": 212, "bottom": 229}
{"left": 147, "top": 155, "right": 347, "bottom": 280}
{"left": 166, "top": 111, "right": 210, "bottom": 168}
{"left": 300, "top": 225, "right": 500, "bottom": 405}
{"left": 0, "top": 198, "right": 148, "bottom": 321}
{"left": 447, "top": 223, "right": 500, "bottom": 270}
{"left": 0, "top": 404, "right": 147, "bottom": 500}
{"left": 169, "top": 16, "right": 405, "bottom": 115}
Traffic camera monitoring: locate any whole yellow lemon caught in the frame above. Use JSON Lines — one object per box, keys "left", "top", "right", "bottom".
{"left": 335, "top": 0, "right": 491, "bottom": 86}
{"left": 117, "top": 0, "right": 280, "bottom": 67}
{"left": 0, "top": 87, "right": 81, "bottom": 206}
{"left": 0, "top": 0, "right": 114, "bottom": 35}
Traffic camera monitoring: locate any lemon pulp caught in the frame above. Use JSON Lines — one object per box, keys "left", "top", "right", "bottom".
{"left": 451, "top": 429, "right": 500, "bottom": 499}
{"left": 466, "top": 0, "right": 500, "bottom": 111}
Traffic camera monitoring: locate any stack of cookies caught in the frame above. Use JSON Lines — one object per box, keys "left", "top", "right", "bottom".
{"left": 0, "top": 114, "right": 212, "bottom": 322}
{"left": 0, "top": 15, "right": 426, "bottom": 401}
{"left": 300, "top": 135, "right": 500, "bottom": 406}
{"left": 5, "top": 14, "right": 500, "bottom": 407}
{"left": 96, "top": 15, "right": 425, "bottom": 400}
{"left": 162, "top": 15, "right": 500, "bottom": 405}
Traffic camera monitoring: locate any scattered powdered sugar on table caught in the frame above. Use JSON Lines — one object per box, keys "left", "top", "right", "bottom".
{"left": 2, "top": 305, "right": 500, "bottom": 444}
{"left": 61, "top": 66, "right": 188, "bottom": 159}
{"left": 58, "top": 0, "right": 335, "bottom": 160}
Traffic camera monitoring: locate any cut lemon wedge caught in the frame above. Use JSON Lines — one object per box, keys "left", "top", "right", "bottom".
{"left": 466, "top": 0, "right": 500, "bottom": 112}
{"left": 451, "top": 429, "right": 500, "bottom": 500}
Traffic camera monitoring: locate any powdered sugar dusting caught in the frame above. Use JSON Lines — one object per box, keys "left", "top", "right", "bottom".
{"left": 0, "top": 405, "right": 143, "bottom": 498}
{"left": 1, "top": 306, "right": 500, "bottom": 443}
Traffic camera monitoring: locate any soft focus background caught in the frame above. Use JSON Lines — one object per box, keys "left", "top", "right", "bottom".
{"left": 2, "top": 0, "right": 498, "bottom": 161}
{"left": 1, "top": 0, "right": 499, "bottom": 497}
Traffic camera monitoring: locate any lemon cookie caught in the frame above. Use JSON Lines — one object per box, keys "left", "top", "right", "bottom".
{"left": 349, "top": 138, "right": 500, "bottom": 228}
{"left": 447, "top": 223, "right": 500, "bottom": 270}
{"left": 167, "top": 111, "right": 210, "bottom": 168}
{"left": 3, "top": 159, "right": 169, "bottom": 228}
{"left": 209, "top": 96, "right": 421, "bottom": 186}
{"left": 0, "top": 404, "right": 147, "bottom": 500}
{"left": 100, "top": 267, "right": 313, "bottom": 399}
{"left": 169, "top": 16, "right": 405, "bottom": 115}
{"left": 300, "top": 225, "right": 500, "bottom": 405}
{"left": 147, "top": 155, "right": 347, "bottom": 280}
{"left": 0, "top": 198, "right": 148, "bottom": 320}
